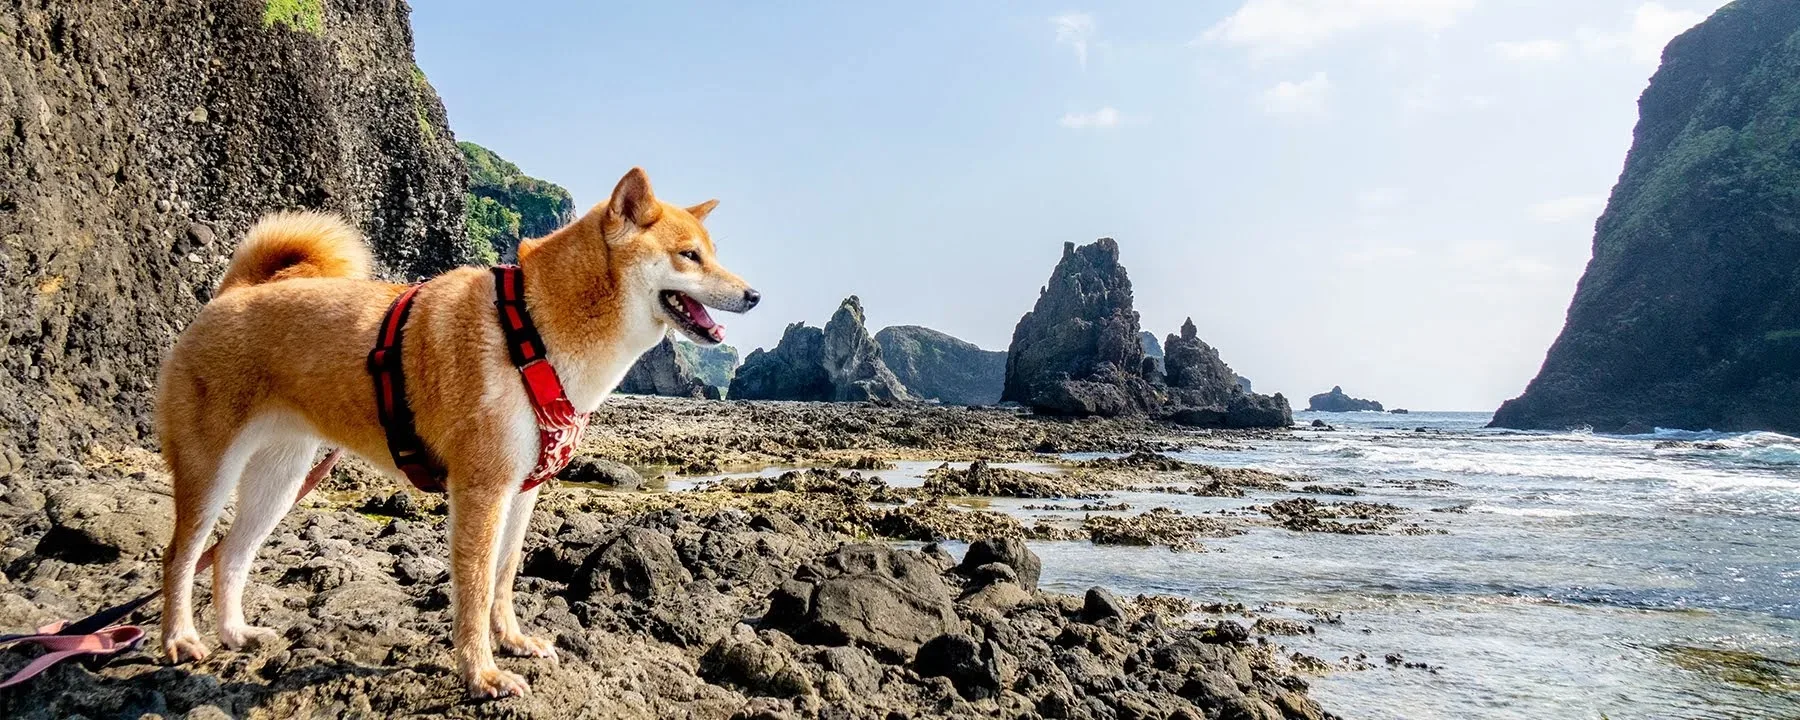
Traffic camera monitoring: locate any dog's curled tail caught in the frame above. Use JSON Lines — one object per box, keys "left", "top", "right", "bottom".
{"left": 215, "top": 211, "right": 375, "bottom": 296}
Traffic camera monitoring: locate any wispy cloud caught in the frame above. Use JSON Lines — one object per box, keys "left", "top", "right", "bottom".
{"left": 1579, "top": 2, "right": 1706, "bottom": 66}
{"left": 1059, "top": 107, "right": 1124, "bottom": 129}
{"left": 1201, "top": 0, "right": 1475, "bottom": 58}
{"left": 1258, "top": 72, "right": 1331, "bottom": 116}
{"left": 1529, "top": 195, "right": 1607, "bottom": 223}
{"left": 1491, "top": 39, "right": 1568, "bottom": 63}
{"left": 1052, "top": 12, "right": 1096, "bottom": 69}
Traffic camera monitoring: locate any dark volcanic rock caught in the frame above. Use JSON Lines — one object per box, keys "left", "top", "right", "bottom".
{"left": 1492, "top": 0, "right": 1800, "bottom": 435}
{"left": 822, "top": 297, "right": 911, "bottom": 403}
{"left": 619, "top": 335, "right": 718, "bottom": 399}
{"left": 729, "top": 297, "right": 911, "bottom": 403}
{"left": 875, "top": 325, "right": 1007, "bottom": 405}
{"left": 1161, "top": 318, "right": 1294, "bottom": 429}
{"left": 956, "top": 536, "right": 1042, "bottom": 591}
{"left": 1, "top": 0, "right": 471, "bottom": 457}
{"left": 1140, "top": 331, "right": 1165, "bottom": 370}
{"left": 761, "top": 544, "right": 958, "bottom": 661}
{"left": 1307, "top": 386, "right": 1384, "bottom": 413}
{"left": 730, "top": 323, "right": 833, "bottom": 401}
{"left": 1001, "top": 239, "right": 1160, "bottom": 417}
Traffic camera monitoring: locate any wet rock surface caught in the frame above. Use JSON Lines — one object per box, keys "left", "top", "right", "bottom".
{"left": 0, "top": 445, "right": 1334, "bottom": 720}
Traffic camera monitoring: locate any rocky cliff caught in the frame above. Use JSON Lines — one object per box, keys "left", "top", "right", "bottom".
{"left": 460, "top": 141, "right": 574, "bottom": 263}
{"left": 1002, "top": 241, "right": 1290, "bottom": 427}
{"left": 729, "top": 297, "right": 910, "bottom": 403}
{"left": 675, "top": 340, "right": 739, "bottom": 392}
{"left": 618, "top": 335, "right": 718, "bottom": 399}
{"left": 875, "top": 326, "right": 1007, "bottom": 405}
{"left": 0, "top": 0, "right": 471, "bottom": 460}
{"left": 1493, "top": 0, "right": 1800, "bottom": 434}
{"left": 1307, "top": 386, "right": 1383, "bottom": 413}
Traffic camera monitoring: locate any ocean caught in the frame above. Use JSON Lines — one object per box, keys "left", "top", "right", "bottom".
{"left": 681, "top": 411, "right": 1800, "bottom": 719}
{"left": 1032, "top": 411, "right": 1800, "bottom": 720}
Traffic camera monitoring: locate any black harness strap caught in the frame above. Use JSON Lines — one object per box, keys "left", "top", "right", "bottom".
{"left": 367, "top": 283, "right": 447, "bottom": 493}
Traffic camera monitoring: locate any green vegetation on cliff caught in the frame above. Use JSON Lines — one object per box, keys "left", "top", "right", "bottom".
{"left": 674, "top": 340, "right": 740, "bottom": 391}
{"left": 1493, "top": 0, "right": 1800, "bottom": 433}
{"left": 459, "top": 142, "right": 575, "bottom": 262}
{"left": 262, "top": 0, "right": 324, "bottom": 36}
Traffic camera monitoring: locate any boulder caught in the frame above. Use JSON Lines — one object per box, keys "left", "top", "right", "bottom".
{"left": 574, "top": 527, "right": 693, "bottom": 599}
{"left": 619, "top": 335, "right": 717, "bottom": 399}
{"left": 558, "top": 455, "right": 646, "bottom": 490}
{"left": 1307, "top": 386, "right": 1383, "bottom": 412}
{"left": 875, "top": 326, "right": 1007, "bottom": 405}
{"left": 760, "top": 544, "right": 958, "bottom": 660}
{"left": 956, "top": 537, "right": 1042, "bottom": 591}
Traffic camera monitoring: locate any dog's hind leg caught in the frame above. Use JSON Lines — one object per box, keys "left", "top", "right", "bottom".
{"left": 214, "top": 431, "right": 319, "bottom": 650}
{"left": 161, "top": 415, "right": 260, "bottom": 663}
{"left": 491, "top": 485, "right": 553, "bottom": 658}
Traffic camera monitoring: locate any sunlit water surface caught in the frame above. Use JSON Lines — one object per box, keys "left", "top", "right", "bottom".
{"left": 682, "top": 411, "right": 1800, "bottom": 719}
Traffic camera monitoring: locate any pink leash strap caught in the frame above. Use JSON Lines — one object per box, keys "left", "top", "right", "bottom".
{"left": 0, "top": 449, "right": 340, "bottom": 690}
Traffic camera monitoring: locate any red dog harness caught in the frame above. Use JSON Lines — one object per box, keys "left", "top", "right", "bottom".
{"left": 366, "top": 265, "right": 589, "bottom": 494}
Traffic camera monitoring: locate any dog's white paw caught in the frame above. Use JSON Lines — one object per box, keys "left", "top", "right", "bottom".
{"left": 219, "top": 624, "right": 281, "bottom": 651}
{"left": 163, "top": 629, "right": 210, "bottom": 663}
{"left": 498, "top": 631, "right": 557, "bottom": 660}
{"left": 466, "top": 666, "right": 531, "bottom": 699}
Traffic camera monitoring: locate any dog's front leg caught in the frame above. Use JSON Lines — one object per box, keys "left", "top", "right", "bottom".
{"left": 491, "top": 484, "right": 555, "bottom": 658}
{"left": 449, "top": 470, "right": 529, "bottom": 699}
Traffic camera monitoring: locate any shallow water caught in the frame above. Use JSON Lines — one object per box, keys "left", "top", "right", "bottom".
{"left": 679, "top": 412, "right": 1800, "bottom": 719}
{"left": 1043, "top": 412, "right": 1800, "bottom": 720}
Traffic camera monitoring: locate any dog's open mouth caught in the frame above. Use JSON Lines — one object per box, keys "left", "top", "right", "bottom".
{"left": 660, "top": 290, "right": 725, "bottom": 344}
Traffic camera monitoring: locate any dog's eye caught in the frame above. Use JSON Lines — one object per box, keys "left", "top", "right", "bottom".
{"left": 680, "top": 250, "right": 702, "bottom": 264}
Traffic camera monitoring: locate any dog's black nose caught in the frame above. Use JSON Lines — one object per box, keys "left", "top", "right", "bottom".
{"left": 743, "top": 289, "right": 761, "bottom": 310}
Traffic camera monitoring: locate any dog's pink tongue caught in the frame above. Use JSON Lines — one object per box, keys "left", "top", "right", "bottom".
{"left": 680, "top": 294, "right": 724, "bottom": 341}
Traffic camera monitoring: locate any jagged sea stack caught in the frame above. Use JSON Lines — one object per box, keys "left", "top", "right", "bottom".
{"left": 0, "top": 0, "right": 469, "bottom": 457}
{"left": 1160, "top": 318, "right": 1293, "bottom": 428}
{"left": 1493, "top": 0, "right": 1800, "bottom": 434}
{"left": 1001, "top": 240, "right": 1159, "bottom": 416}
{"left": 729, "top": 297, "right": 911, "bottom": 403}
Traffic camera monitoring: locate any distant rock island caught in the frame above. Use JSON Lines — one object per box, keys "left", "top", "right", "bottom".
{"left": 675, "top": 341, "right": 739, "bottom": 392}
{"left": 1000, "top": 239, "right": 1291, "bottom": 428}
{"left": 1308, "top": 387, "right": 1383, "bottom": 413}
{"left": 875, "top": 326, "right": 1006, "bottom": 405}
{"left": 729, "top": 297, "right": 911, "bottom": 403}
{"left": 1492, "top": 0, "right": 1800, "bottom": 435}
{"left": 458, "top": 141, "right": 575, "bottom": 263}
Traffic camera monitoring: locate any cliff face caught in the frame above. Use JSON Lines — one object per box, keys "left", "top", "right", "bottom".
{"left": 675, "top": 340, "right": 739, "bottom": 392}
{"left": 1494, "top": 0, "right": 1800, "bottom": 434}
{"left": 875, "top": 326, "right": 1007, "bottom": 406}
{"left": 460, "top": 141, "right": 575, "bottom": 263}
{"left": 0, "top": 0, "right": 470, "bottom": 459}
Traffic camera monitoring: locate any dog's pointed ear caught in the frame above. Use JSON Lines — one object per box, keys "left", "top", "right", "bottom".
{"left": 686, "top": 199, "right": 719, "bottom": 223}
{"left": 606, "top": 167, "right": 662, "bottom": 234}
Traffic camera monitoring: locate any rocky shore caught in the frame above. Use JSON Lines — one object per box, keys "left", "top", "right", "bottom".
{"left": 0, "top": 397, "right": 1350, "bottom": 719}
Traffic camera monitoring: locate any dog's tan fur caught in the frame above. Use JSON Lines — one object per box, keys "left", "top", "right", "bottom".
{"left": 155, "top": 168, "right": 754, "bottom": 698}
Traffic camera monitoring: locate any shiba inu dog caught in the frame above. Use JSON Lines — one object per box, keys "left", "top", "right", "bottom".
{"left": 155, "top": 168, "right": 757, "bottom": 697}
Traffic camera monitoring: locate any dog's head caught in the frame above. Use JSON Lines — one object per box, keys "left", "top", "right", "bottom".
{"left": 592, "top": 167, "right": 759, "bottom": 345}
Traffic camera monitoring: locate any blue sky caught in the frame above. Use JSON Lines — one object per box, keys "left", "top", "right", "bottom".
{"left": 411, "top": 0, "right": 1729, "bottom": 410}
